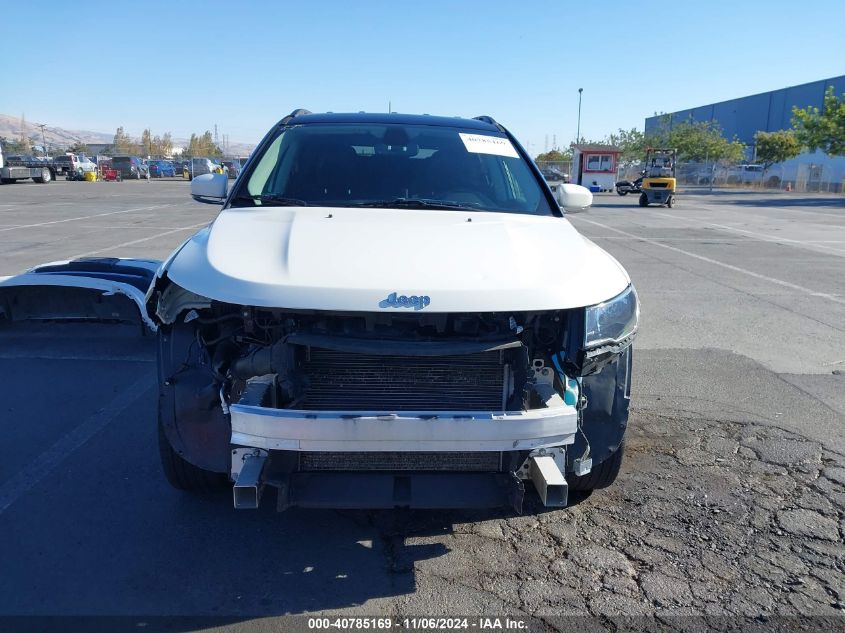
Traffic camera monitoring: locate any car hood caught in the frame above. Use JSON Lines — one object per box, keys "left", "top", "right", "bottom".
{"left": 164, "top": 206, "right": 630, "bottom": 312}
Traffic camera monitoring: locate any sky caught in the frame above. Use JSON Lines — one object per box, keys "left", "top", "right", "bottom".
{"left": 2, "top": 0, "right": 843, "bottom": 155}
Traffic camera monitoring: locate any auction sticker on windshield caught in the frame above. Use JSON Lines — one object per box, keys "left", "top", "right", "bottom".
{"left": 459, "top": 133, "right": 519, "bottom": 158}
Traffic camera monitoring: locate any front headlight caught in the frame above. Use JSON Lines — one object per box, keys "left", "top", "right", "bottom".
{"left": 584, "top": 285, "right": 639, "bottom": 349}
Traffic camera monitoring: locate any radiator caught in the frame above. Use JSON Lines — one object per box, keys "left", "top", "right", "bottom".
{"left": 301, "top": 348, "right": 508, "bottom": 411}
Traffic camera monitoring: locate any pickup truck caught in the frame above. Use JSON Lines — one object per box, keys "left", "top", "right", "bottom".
{"left": 0, "top": 110, "right": 638, "bottom": 513}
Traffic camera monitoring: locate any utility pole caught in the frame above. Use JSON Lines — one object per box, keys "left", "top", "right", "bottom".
{"left": 37, "top": 123, "right": 48, "bottom": 157}
{"left": 576, "top": 88, "right": 583, "bottom": 145}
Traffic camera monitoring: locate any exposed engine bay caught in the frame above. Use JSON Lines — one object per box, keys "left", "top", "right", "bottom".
{"left": 184, "top": 301, "right": 582, "bottom": 415}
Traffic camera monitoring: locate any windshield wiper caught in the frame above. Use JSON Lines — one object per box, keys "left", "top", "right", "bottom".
{"left": 233, "top": 193, "right": 309, "bottom": 206}
{"left": 345, "top": 198, "right": 477, "bottom": 210}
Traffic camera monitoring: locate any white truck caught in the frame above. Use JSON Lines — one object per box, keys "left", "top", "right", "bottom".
{"left": 0, "top": 110, "right": 638, "bottom": 513}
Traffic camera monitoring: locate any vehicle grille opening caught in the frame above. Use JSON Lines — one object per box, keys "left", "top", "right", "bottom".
{"left": 299, "top": 451, "right": 502, "bottom": 472}
{"left": 301, "top": 348, "right": 508, "bottom": 411}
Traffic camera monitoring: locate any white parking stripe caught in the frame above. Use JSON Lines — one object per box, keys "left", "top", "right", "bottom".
{"left": 576, "top": 217, "right": 845, "bottom": 305}
{"left": 0, "top": 376, "right": 155, "bottom": 515}
{"left": 648, "top": 210, "right": 845, "bottom": 255}
{"left": 67, "top": 222, "right": 209, "bottom": 259}
{"left": 0, "top": 204, "right": 182, "bottom": 233}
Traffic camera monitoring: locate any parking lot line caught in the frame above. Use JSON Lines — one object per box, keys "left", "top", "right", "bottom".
{"left": 0, "top": 376, "right": 155, "bottom": 515}
{"left": 576, "top": 217, "right": 845, "bottom": 305}
{"left": 648, "top": 210, "right": 845, "bottom": 256}
{"left": 69, "top": 222, "right": 210, "bottom": 259}
{"left": 0, "top": 204, "right": 182, "bottom": 234}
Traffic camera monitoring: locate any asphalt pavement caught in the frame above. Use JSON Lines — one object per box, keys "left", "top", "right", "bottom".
{"left": 0, "top": 179, "right": 843, "bottom": 629}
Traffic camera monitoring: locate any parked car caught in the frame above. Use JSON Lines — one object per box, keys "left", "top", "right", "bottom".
{"left": 111, "top": 156, "right": 150, "bottom": 180}
{"left": 148, "top": 160, "right": 176, "bottom": 178}
{"left": 0, "top": 110, "right": 637, "bottom": 513}
{"left": 54, "top": 154, "right": 97, "bottom": 179}
{"left": 221, "top": 160, "right": 239, "bottom": 179}
{"left": 185, "top": 157, "right": 215, "bottom": 180}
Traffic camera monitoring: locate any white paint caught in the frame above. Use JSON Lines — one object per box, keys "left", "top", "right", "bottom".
{"left": 648, "top": 210, "right": 845, "bottom": 256}
{"left": 69, "top": 222, "right": 209, "bottom": 260}
{"left": 230, "top": 401, "right": 577, "bottom": 452}
{"left": 0, "top": 376, "right": 155, "bottom": 515}
{"left": 458, "top": 133, "right": 518, "bottom": 158}
{"left": 166, "top": 206, "right": 631, "bottom": 312}
{"left": 575, "top": 217, "right": 845, "bottom": 305}
{"left": 0, "top": 204, "right": 178, "bottom": 234}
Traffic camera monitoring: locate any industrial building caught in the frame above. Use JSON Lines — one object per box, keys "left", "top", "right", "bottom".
{"left": 644, "top": 76, "right": 845, "bottom": 191}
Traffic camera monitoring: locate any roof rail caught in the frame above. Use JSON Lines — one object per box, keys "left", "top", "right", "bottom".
{"left": 279, "top": 109, "right": 312, "bottom": 125}
{"left": 473, "top": 115, "right": 502, "bottom": 130}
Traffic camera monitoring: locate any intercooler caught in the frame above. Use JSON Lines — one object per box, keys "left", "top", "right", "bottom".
{"left": 301, "top": 348, "right": 509, "bottom": 411}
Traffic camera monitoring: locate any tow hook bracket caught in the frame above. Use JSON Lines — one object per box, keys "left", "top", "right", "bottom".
{"left": 528, "top": 454, "right": 568, "bottom": 507}
{"left": 232, "top": 449, "right": 268, "bottom": 509}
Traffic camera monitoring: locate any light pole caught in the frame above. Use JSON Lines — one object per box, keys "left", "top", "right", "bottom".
{"left": 576, "top": 88, "right": 583, "bottom": 144}
{"left": 37, "top": 123, "right": 48, "bottom": 158}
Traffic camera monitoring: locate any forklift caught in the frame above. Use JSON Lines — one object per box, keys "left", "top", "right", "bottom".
{"left": 638, "top": 148, "right": 677, "bottom": 207}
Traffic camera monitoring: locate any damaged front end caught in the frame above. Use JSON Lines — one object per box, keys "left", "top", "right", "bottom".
{"left": 154, "top": 277, "right": 635, "bottom": 513}
{"left": 1, "top": 260, "right": 635, "bottom": 513}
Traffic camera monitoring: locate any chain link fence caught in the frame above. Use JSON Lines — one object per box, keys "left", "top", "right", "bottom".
{"left": 615, "top": 161, "right": 844, "bottom": 193}
{"left": 535, "top": 161, "right": 572, "bottom": 183}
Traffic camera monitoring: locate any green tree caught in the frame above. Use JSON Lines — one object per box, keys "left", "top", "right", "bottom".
{"left": 791, "top": 86, "right": 845, "bottom": 156}
{"left": 68, "top": 141, "right": 90, "bottom": 155}
{"left": 535, "top": 149, "right": 571, "bottom": 162}
{"left": 666, "top": 120, "right": 746, "bottom": 162}
{"left": 606, "top": 127, "right": 647, "bottom": 164}
{"left": 753, "top": 130, "right": 802, "bottom": 170}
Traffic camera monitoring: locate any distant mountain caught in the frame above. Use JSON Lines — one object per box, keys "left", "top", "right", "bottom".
{"left": 0, "top": 114, "right": 255, "bottom": 156}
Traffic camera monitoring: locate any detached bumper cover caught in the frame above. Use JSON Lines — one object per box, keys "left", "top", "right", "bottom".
{"left": 0, "top": 258, "right": 160, "bottom": 330}
{"left": 230, "top": 403, "right": 578, "bottom": 452}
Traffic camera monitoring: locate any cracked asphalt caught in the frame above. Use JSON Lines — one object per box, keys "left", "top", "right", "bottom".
{"left": 0, "top": 182, "right": 843, "bottom": 630}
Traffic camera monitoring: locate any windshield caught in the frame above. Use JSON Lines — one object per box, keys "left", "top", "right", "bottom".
{"left": 112, "top": 157, "right": 131, "bottom": 165}
{"left": 237, "top": 123, "right": 553, "bottom": 215}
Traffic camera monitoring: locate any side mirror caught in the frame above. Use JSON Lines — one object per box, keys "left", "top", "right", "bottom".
{"left": 191, "top": 173, "right": 228, "bottom": 204}
{"left": 557, "top": 183, "right": 593, "bottom": 212}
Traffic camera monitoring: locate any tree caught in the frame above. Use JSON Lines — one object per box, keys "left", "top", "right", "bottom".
{"left": 112, "top": 126, "right": 137, "bottom": 154}
{"left": 606, "top": 128, "right": 647, "bottom": 164}
{"left": 665, "top": 120, "right": 746, "bottom": 162}
{"left": 183, "top": 130, "right": 222, "bottom": 158}
{"left": 791, "top": 86, "right": 845, "bottom": 156}
{"left": 67, "top": 141, "right": 90, "bottom": 155}
{"left": 141, "top": 128, "right": 152, "bottom": 157}
{"left": 535, "top": 149, "right": 571, "bottom": 163}
{"left": 753, "top": 130, "right": 802, "bottom": 170}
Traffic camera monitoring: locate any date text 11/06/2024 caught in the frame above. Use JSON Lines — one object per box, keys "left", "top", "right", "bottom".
{"left": 307, "top": 617, "right": 529, "bottom": 630}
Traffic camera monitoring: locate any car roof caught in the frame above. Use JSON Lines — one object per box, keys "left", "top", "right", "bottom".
{"left": 286, "top": 111, "right": 502, "bottom": 132}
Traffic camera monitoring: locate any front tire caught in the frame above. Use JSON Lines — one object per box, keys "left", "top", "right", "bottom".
{"left": 567, "top": 441, "right": 625, "bottom": 491}
{"left": 158, "top": 418, "right": 229, "bottom": 492}
{"left": 667, "top": 195, "right": 675, "bottom": 208}
{"left": 638, "top": 193, "right": 648, "bottom": 207}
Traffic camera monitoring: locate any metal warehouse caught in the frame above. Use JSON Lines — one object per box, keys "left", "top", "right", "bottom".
{"left": 644, "top": 75, "right": 845, "bottom": 144}
{"left": 644, "top": 75, "right": 845, "bottom": 191}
